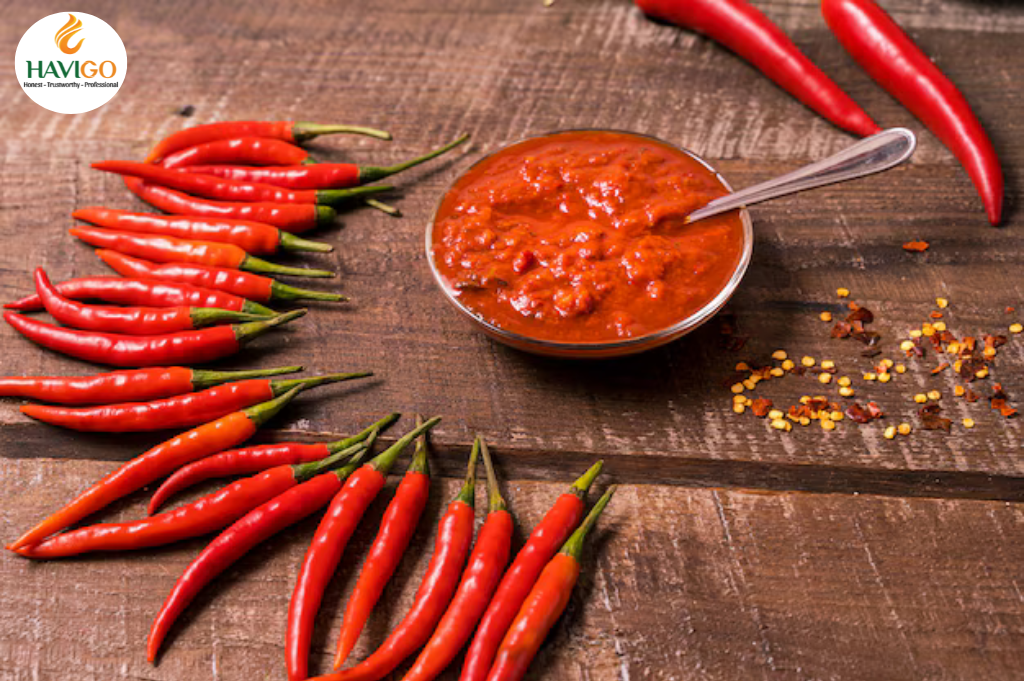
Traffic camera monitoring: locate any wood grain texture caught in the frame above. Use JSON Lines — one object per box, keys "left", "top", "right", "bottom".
{"left": 1, "top": 0, "right": 1023, "bottom": 679}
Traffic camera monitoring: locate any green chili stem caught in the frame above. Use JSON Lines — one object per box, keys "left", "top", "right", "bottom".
{"left": 454, "top": 437, "right": 480, "bottom": 507}
{"left": 188, "top": 307, "right": 272, "bottom": 327}
{"left": 242, "top": 383, "right": 304, "bottom": 428}
{"left": 408, "top": 414, "right": 431, "bottom": 476}
{"left": 479, "top": 438, "right": 505, "bottom": 513}
{"left": 240, "top": 299, "right": 280, "bottom": 316}
{"left": 363, "top": 198, "right": 401, "bottom": 217}
{"left": 233, "top": 309, "right": 306, "bottom": 345}
{"left": 367, "top": 416, "right": 442, "bottom": 477}
{"left": 317, "top": 184, "right": 394, "bottom": 206}
{"left": 559, "top": 486, "right": 616, "bottom": 560}
{"left": 570, "top": 460, "right": 604, "bottom": 500}
{"left": 325, "top": 413, "right": 401, "bottom": 453}
{"left": 292, "top": 123, "right": 392, "bottom": 142}
{"left": 240, "top": 255, "right": 334, "bottom": 278}
{"left": 269, "top": 281, "right": 347, "bottom": 303}
{"left": 270, "top": 371, "right": 372, "bottom": 396}
{"left": 315, "top": 205, "right": 337, "bottom": 227}
{"left": 359, "top": 134, "right": 471, "bottom": 184}
{"left": 190, "top": 365, "right": 302, "bottom": 390}
{"left": 292, "top": 441, "right": 366, "bottom": 482}
{"left": 278, "top": 232, "right": 334, "bottom": 253}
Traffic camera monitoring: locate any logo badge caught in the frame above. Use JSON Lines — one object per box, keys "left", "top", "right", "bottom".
{"left": 15, "top": 12, "right": 127, "bottom": 114}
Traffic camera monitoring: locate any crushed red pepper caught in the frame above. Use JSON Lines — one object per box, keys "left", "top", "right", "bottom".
{"left": 902, "top": 240, "right": 929, "bottom": 252}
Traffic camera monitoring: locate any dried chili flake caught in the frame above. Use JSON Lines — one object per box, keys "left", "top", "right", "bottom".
{"left": 866, "top": 402, "right": 885, "bottom": 420}
{"left": 918, "top": 403, "right": 952, "bottom": 432}
{"left": 847, "top": 307, "right": 874, "bottom": 325}
{"left": 902, "top": 240, "right": 930, "bottom": 252}
{"left": 845, "top": 403, "right": 872, "bottom": 424}
{"left": 990, "top": 384, "right": 1018, "bottom": 418}
{"left": 929, "top": 311, "right": 943, "bottom": 319}
{"left": 958, "top": 357, "right": 986, "bottom": 381}
{"left": 750, "top": 398, "right": 774, "bottom": 418}
{"left": 965, "top": 389, "right": 980, "bottom": 403}
{"left": 931, "top": 362, "right": 950, "bottom": 375}
{"left": 831, "top": 321, "right": 852, "bottom": 338}
{"left": 1006, "top": 307, "right": 1016, "bottom": 314}
{"left": 984, "top": 334, "right": 1007, "bottom": 349}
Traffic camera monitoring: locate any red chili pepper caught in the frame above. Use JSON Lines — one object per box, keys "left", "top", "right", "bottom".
{"left": 821, "top": 0, "right": 1003, "bottom": 224}
{"left": 20, "top": 371, "right": 370, "bottom": 433}
{"left": 96, "top": 250, "right": 345, "bottom": 304}
{"left": 333, "top": 426, "right": 434, "bottom": 667}
{"left": 485, "top": 487, "right": 616, "bottom": 681}
{"left": 323, "top": 441, "right": 479, "bottom": 681}
{"left": 287, "top": 416, "right": 442, "bottom": 681}
{"left": 7, "top": 385, "right": 305, "bottom": 551}
{"left": 70, "top": 226, "right": 335, "bottom": 278}
{"left": 163, "top": 136, "right": 312, "bottom": 168}
{"left": 124, "top": 177, "right": 339, "bottom": 233}
{"left": 459, "top": 460, "right": 603, "bottom": 681}
{"left": 72, "top": 207, "right": 332, "bottom": 255}
{"left": 4, "top": 308, "right": 304, "bottom": 367}
{"left": 0, "top": 365, "right": 299, "bottom": 406}
{"left": 146, "top": 446, "right": 373, "bottom": 663}
{"left": 401, "top": 440, "right": 513, "bottom": 681}
{"left": 96, "top": 160, "right": 399, "bottom": 207}
{"left": 634, "top": 0, "right": 881, "bottom": 137}
{"left": 30, "top": 267, "right": 270, "bottom": 335}
{"left": 5, "top": 276, "right": 277, "bottom": 316}
{"left": 182, "top": 134, "right": 471, "bottom": 190}
{"left": 16, "top": 439, "right": 371, "bottom": 559}
{"left": 145, "top": 121, "right": 391, "bottom": 164}
{"left": 148, "top": 414, "right": 400, "bottom": 514}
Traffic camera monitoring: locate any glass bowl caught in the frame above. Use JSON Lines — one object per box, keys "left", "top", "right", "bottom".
{"left": 425, "top": 130, "right": 754, "bottom": 359}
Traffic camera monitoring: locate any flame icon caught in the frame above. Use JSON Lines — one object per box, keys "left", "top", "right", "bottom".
{"left": 55, "top": 14, "right": 84, "bottom": 55}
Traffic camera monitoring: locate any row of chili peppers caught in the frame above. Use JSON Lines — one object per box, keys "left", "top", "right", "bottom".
{"left": 7, "top": 402, "right": 613, "bottom": 681}
{"left": 635, "top": 0, "right": 1003, "bottom": 225}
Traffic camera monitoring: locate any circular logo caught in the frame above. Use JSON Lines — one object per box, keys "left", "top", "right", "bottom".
{"left": 15, "top": 12, "right": 127, "bottom": 115}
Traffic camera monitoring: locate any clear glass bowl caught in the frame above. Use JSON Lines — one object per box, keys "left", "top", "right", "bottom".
{"left": 425, "top": 130, "right": 754, "bottom": 359}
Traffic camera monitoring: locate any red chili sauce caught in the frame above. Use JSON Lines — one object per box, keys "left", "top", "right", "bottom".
{"left": 431, "top": 131, "right": 746, "bottom": 344}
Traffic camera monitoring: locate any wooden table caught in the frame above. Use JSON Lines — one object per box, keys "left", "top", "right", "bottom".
{"left": 2, "top": 1, "right": 1022, "bottom": 679}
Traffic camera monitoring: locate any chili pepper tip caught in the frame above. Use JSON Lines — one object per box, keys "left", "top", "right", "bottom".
{"left": 455, "top": 438, "right": 481, "bottom": 506}
{"left": 270, "top": 371, "right": 373, "bottom": 396}
{"left": 359, "top": 133, "right": 471, "bottom": 184}
{"left": 570, "top": 459, "right": 604, "bottom": 499}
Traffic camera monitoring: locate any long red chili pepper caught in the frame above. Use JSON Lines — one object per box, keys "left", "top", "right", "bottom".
{"left": 821, "top": 0, "right": 1003, "bottom": 224}
{"left": 145, "top": 121, "right": 391, "bottom": 164}
{"left": 72, "top": 207, "right": 332, "bottom": 255}
{"left": 486, "top": 487, "right": 616, "bottom": 681}
{"left": 323, "top": 441, "right": 480, "bottom": 681}
{"left": 182, "top": 134, "right": 471, "bottom": 190}
{"left": 124, "top": 177, "right": 341, "bottom": 233}
{"left": 70, "top": 226, "right": 335, "bottom": 278}
{"left": 148, "top": 414, "right": 400, "bottom": 514}
{"left": 16, "top": 439, "right": 372, "bottom": 559}
{"left": 8, "top": 385, "right": 305, "bottom": 551}
{"left": 5, "top": 276, "right": 277, "bottom": 316}
{"left": 401, "top": 440, "right": 513, "bottom": 681}
{"left": 96, "top": 160, "right": 399, "bottom": 207}
{"left": 95, "top": 250, "right": 346, "bottom": 304}
{"left": 459, "top": 460, "right": 603, "bottom": 681}
{"left": 333, "top": 424, "right": 434, "bottom": 667}
{"left": 4, "top": 308, "right": 305, "bottom": 367}
{"left": 634, "top": 0, "right": 880, "bottom": 137}
{"left": 287, "top": 416, "right": 442, "bottom": 681}
{"left": 0, "top": 365, "right": 299, "bottom": 405}
{"left": 162, "top": 136, "right": 312, "bottom": 168}
{"left": 31, "top": 268, "right": 270, "bottom": 335}
{"left": 146, "top": 446, "right": 374, "bottom": 663}
{"left": 20, "top": 371, "right": 370, "bottom": 433}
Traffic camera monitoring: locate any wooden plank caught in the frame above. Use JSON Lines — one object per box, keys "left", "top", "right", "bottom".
{"left": 2, "top": 457, "right": 1022, "bottom": 681}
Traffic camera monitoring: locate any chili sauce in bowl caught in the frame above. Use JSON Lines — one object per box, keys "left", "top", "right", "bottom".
{"left": 427, "top": 130, "right": 752, "bottom": 358}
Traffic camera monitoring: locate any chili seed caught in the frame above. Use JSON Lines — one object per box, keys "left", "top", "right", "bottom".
{"left": 936, "top": 298, "right": 949, "bottom": 309}
{"left": 900, "top": 340, "right": 915, "bottom": 352}
{"left": 820, "top": 311, "right": 832, "bottom": 322}
{"left": 963, "top": 418, "right": 975, "bottom": 429}
{"left": 731, "top": 383, "right": 744, "bottom": 394}
{"left": 781, "top": 359, "right": 795, "bottom": 371}
{"left": 897, "top": 423, "right": 912, "bottom": 436}
{"left": 895, "top": 364, "right": 907, "bottom": 374}
{"left": 927, "top": 390, "right": 941, "bottom": 401}
{"left": 954, "top": 385, "right": 966, "bottom": 397}
{"left": 735, "top": 362, "right": 750, "bottom": 371}
{"left": 884, "top": 426, "right": 897, "bottom": 440}
{"left": 733, "top": 394, "right": 746, "bottom": 403}
{"left": 975, "top": 368, "right": 989, "bottom": 379}
{"left": 839, "top": 386, "right": 854, "bottom": 397}
{"left": 837, "top": 288, "right": 850, "bottom": 298}
{"left": 910, "top": 329, "right": 923, "bottom": 338}
{"left": 768, "top": 409, "right": 784, "bottom": 420}
{"left": 864, "top": 372, "right": 877, "bottom": 381}
{"left": 983, "top": 347, "right": 997, "bottom": 359}
{"left": 880, "top": 359, "right": 894, "bottom": 369}
{"left": 801, "top": 356, "right": 815, "bottom": 367}
{"left": 821, "top": 419, "right": 836, "bottom": 431}
{"left": 771, "top": 418, "right": 790, "bottom": 431}
{"left": 769, "top": 367, "right": 785, "bottom": 377}
{"left": 1011, "top": 323, "right": 1023, "bottom": 334}
{"left": 914, "top": 393, "right": 928, "bottom": 404}
{"left": 743, "top": 379, "right": 757, "bottom": 390}
{"left": 821, "top": 359, "right": 836, "bottom": 370}
{"left": 837, "top": 376, "right": 852, "bottom": 387}
{"left": 878, "top": 373, "right": 891, "bottom": 383}
{"left": 819, "top": 373, "right": 832, "bottom": 384}
{"left": 799, "top": 416, "right": 810, "bottom": 426}
{"left": 733, "top": 403, "right": 746, "bottom": 414}
{"left": 831, "top": 411, "right": 844, "bottom": 421}
{"left": 922, "top": 324, "right": 936, "bottom": 337}
{"left": 771, "top": 350, "right": 788, "bottom": 360}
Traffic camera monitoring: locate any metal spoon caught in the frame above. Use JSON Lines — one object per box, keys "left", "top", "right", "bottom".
{"left": 685, "top": 127, "right": 917, "bottom": 224}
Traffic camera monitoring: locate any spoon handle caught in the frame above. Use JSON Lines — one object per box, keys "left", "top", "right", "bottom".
{"left": 685, "top": 127, "right": 917, "bottom": 223}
